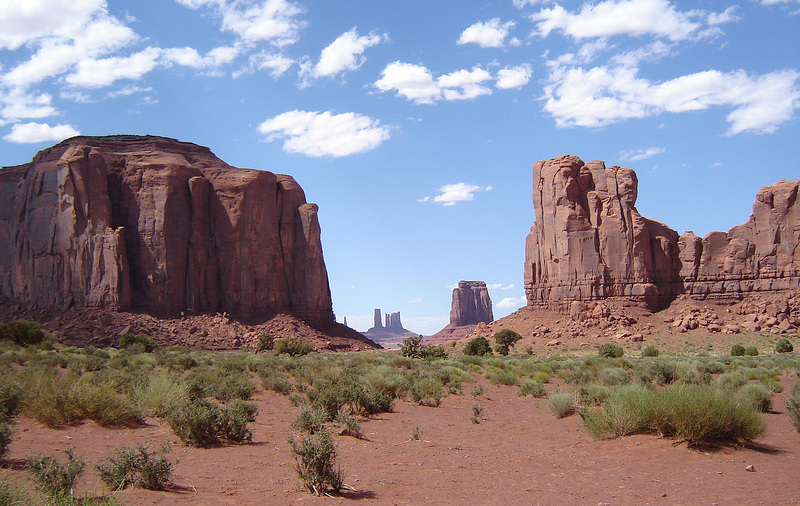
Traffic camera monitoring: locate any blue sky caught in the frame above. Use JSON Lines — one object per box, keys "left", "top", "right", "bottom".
{"left": 1, "top": 0, "right": 799, "bottom": 335}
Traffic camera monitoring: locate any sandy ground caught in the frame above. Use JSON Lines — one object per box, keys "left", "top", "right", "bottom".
{"left": 3, "top": 373, "right": 800, "bottom": 505}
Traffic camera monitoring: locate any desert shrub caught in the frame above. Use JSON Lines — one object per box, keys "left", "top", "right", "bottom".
{"left": 259, "top": 368, "right": 293, "bottom": 395}
{"left": 471, "top": 403, "right": 483, "bottom": 424}
{"left": 18, "top": 368, "right": 82, "bottom": 427}
{"left": 493, "top": 329, "right": 522, "bottom": 355}
{"left": 0, "top": 376, "right": 23, "bottom": 421}
{"left": 787, "top": 383, "right": 800, "bottom": 432}
{"left": 184, "top": 366, "right": 255, "bottom": 402}
{"left": 760, "top": 376, "right": 784, "bottom": 393}
{"left": 167, "top": 397, "right": 221, "bottom": 447}
{"left": 0, "top": 474, "right": 31, "bottom": 505}
{"left": 353, "top": 386, "right": 394, "bottom": 415}
{"left": 457, "top": 355, "right": 485, "bottom": 367}
{"left": 256, "top": 333, "right": 275, "bottom": 352}
{"left": 26, "top": 448, "right": 85, "bottom": 497}
{"left": 598, "top": 367, "right": 630, "bottom": 386}
{"left": 731, "top": 344, "right": 746, "bottom": 356}
{"left": 697, "top": 361, "right": 726, "bottom": 374}
{"left": 0, "top": 320, "right": 45, "bottom": 346}
{"left": 408, "top": 375, "right": 444, "bottom": 407}
{"left": 547, "top": 391, "right": 575, "bottom": 419}
{"left": 334, "top": 410, "right": 362, "bottom": 438}
{"left": 218, "top": 399, "right": 258, "bottom": 443}
{"left": 400, "top": 336, "right": 447, "bottom": 360}
{"left": 716, "top": 372, "right": 746, "bottom": 391}
{"left": 463, "top": 337, "right": 492, "bottom": 356}
{"left": 641, "top": 345, "right": 659, "bottom": 357}
{"left": 275, "top": 337, "right": 314, "bottom": 357}
{"left": 576, "top": 383, "right": 611, "bottom": 406}
{"left": 583, "top": 383, "right": 766, "bottom": 443}
{"left": 118, "top": 333, "right": 158, "bottom": 353}
{"left": 470, "top": 383, "right": 485, "bottom": 397}
{"left": 582, "top": 384, "right": 658, "bottom": 438}
{"left": 741, "top": 367, "right": 772, "bottom": 381}
{"left": 518, "top": 379, "right": 546, "bottom": 397}
{"left": 744, "top": 346, "right": 759, "bottom": 356}
{"left": 598, "top": 344, "right": 623, "bottom": 359}
{"left": 73, "top": 381, "right": 143, "bottom": 427}
{"left": 0, "top": 422, "right": 12, "bottom": 461}
{"left": 134, "top": 373, "right": 189, "bottom": 419}
{"left": 736, "top": 383, "right": 772, "bottom": 413}
{"left": 488, "top": 368, "right": 518, "bottom": 386}
{"left": 531, "top": 371, "right": 551, "bottom": 383}
{"left": 288, "top": 430, "right": 345, "bottom": 496}
{"left": 96, "top": 444, "right": 173, "bottom": 490}
{"left": 293, "top": 405, "right": 329, "bottom": 434}
{"left": 776, "top": 338, "right": 794, "bottom": 353}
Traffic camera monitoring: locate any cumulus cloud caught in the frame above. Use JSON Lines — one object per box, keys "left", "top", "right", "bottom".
{"left": 529, "top": 0, "right": 733, "bottom": 41}
{"left": 257, "top": 110, "right": 391, "bottom": 157}
{"left": 419, "top": 183, "right": 492, "bottom": 206}
{"left": 457, "top": 18, "right": 515, "bottom": 48}
{"left": 543, "top": 63, "right": 800, "bottom": 135}
{"left": 303, "top": 28, "right": 385, "bottom": 82}
{"left": 619, "top": 147, "right": 666, "bottom": 161}
{"left": 488, "top": 283, "right": 516, "bottom": 290}
{"left": 0, "top": 89, "right": 58, "bottom": 121}
{"left": 375, "top": 62, "right": 530, "bottom": 104}
{"left": 65, "top": 47, "right": 162, "bottom": 88}
{"left": 4, "top": 122, "right": 80, "bottom": 143}
{"left": 496, "top": 64, "right": 533, "bottom": 89}
{"left": 496, "top": 297, "right": 526, "bottom": 309}
{"left": 407, "top": 298, "right": 423, "bottom": 304}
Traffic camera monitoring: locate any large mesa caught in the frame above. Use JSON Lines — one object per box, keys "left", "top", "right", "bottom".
{"left": 524, "top": 154, "right": 800, "bottom": 309}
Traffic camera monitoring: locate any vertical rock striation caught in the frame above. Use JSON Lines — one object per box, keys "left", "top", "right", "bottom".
{"left": 450, "top": 280, "right": 494, "bottom": 326}
{"left": 0, "top": 135, "right": 334, "bottom": 327}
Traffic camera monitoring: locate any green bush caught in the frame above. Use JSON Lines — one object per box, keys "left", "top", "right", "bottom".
{"left": 787, "top": 393, "right": 800, "bottom": 432}
{"left": 0, "top": 320, "right": 45, "bottom": 346}
{"left": 0, "top": 376, "right": 23, "bottom": 421}
{"left": 598, "top": 344, "right": 623, "bottom": 358}
{"left": 134, "top": 373, "right": 189, "bottom": 419}
{"left": 730, "top": 344, "right": 746, "bottom": 356}
{"left": 256, "top": 333, "right": 275, "bottom": 352}
{"left": 641, "top": 345, "right": 659, "bottom": 357}
{"left": 259, "top": 368, "right": 293, "bottom": 395}
{"left": 288, "top": 430, "right": 345, "bottom": 496}
{"left": 463, "top": 337, "right": 492, "bottom": 356}
{"left": 334, "top": 410, "right": 362, "bottom": 438}
{"left": 0, "top": 474, "right": 31, "bottom": 505}
{"left": 96, "top": 444, "right": 173, "bottom": 490}
{"left": 400, "top": 336, "right": 446, "bottom": 359}
{"left": 576, "top": 383, "right": 611, "bottom": 406}
{"left": 275, "top": 337, "right": 314, "bottom": 357}
{"left": 744, "top": 346, "right": 759, "bottom": 356}
{"left": 488, "top": 369, "right": 518, "bottom": 386}
{"left": 776, "top": 338, "right": 793, "bottom": 353}
{"left": 293, "top": 405, "right": 329, "bottom": 434}
{"left": 518, "top": 379, "right": 546, "bottom": 397}
{"left": 471, "top": 403, "right": 483, "bottom": 424}
{"left": 118, "top": 333, "right": 158, "bottom": 353}
{"left": 218, "top": 399, "right": 258, "bottom": 443}
{"left": 167, "top": 398, "right": 221, "bottom": 447}
{"left": 736, "top": 383, "right": 772, "bottom": 413}
{"left": 26, "top": 448, "right": 85, "bottom": 497}
{"left": 0, "top": 422, "right": 12, "bottom": 461}
{"left": 598, "top": 367, "right": 630, "bottom": 386}
{"left": 582, "top": 384, "right": 657, "bottom": 438}
{"left": 547, "top": 391, "right": 575, "bottom": 419}
{"left": 408, "top": 375, "right": 443, "bottom": 407}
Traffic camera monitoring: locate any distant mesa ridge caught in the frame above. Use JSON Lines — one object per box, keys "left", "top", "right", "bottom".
{"left": 524, "top": 154, "right": 800, "bottom": 310}
{"left": 366, "top": 308, "right": 410, "bottom": 334}
{"left": 0, "top": 135, "right": 336, "bottom": 328}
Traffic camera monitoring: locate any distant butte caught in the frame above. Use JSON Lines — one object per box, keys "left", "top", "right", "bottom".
{"left": 427, "top": 281, "right": 494, "bottom": 344}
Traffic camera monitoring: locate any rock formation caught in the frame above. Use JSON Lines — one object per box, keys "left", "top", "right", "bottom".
{"left": 0, "top": 135, "right": 379, "bottom": 349}
{"left": 363, "top": 308, "right": 417, "bottom": 347}
{"left": 428, "top": 281, "right": 494, "bottom": 344}
{"left": 524, "top": 154, "right": 800, "bottom": 309}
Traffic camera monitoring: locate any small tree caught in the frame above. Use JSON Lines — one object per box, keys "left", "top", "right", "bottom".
{"left": 598, "top": 343, "right": 623, "bottom": 358}
{"left": 730, "top": 344, "right": 746, "bottom": 356}
{"left": 493, "top": 329, "right": 522, "bottom": 355}
{"left": 400, "top": 336, "right": 446, "bottom": 359}
{"left": 463, "top": 336, "right": 492, "bottom": 356}
{"left": 256, "top": 333, "right": 275, "bottom": 352}
{"left": 0, "top": 320, "right": 45, "bottom": 346}
{"left": 776, "top": 338, "right": 793, "bottom": 353}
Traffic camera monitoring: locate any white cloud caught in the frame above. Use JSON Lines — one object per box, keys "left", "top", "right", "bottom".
{"left": 457, "top": 18, "right": 515, "bottom": 48}
{"left": 513, "top": 0, "right": 545, "bottom": 7}
{"left": 0, "top": 0, "right": 108, "bottom": 51}
{"left": 236, "top": 51, "right": 295, "bottom": 78}
{"left": 497, "top": 297, "right": 526, "bottom": 309}
{"left": 179, "top": 0, "right": 307, "bottom": 47}
{"left": 163, "top": 45, "right": 241, "bottom": 69}
{"left": 4, "top": 122, "right": 80, "bottom": 143}
{"left": 305, "top": 28, "right": 385, "bottom": 81}
{"left": 65, "top": 47, "right": 162, "bottom": 88}
{"left": 543, "top": 63, "right": 800, "bottom": 135}
{"left": 376, "top": 62, "right": 520, "bottom": 104}
{"left": 408, "top": 298, "right": 423, "bottom": 304}
{"left": 375, "top": 62, "right": 442, "bottom": 104}
{"left": 496, "top": 64, "right": 533, "bottom": 89}
{"left": 488, "top": 283, "right": 516, "bottom": 290}
{"left": 619, "top": 147, "right": 666, "bottom": 161}
{"left": 0, "top": 88, "right": 57, "bottom": 121}
{"left": 530, "top": 0, "right": 727, "bottom": 41}
{"left": 257, "top": 110, "right": 390, "bottom": 157}
{"left": 419, "top": 183, "right": 492, "bottom": 206}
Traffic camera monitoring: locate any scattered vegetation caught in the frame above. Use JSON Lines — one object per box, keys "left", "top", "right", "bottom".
{"left": 547, "top": 391, "right": 575, "bottom": 419}
{"left": 26, "top": 448, "right": 85, "bottom": 498}
{"left": 275, "top": 337, "right": 315, "bottom": 356}
{"left": 463, "top": 336, "right": 492, "bottom": 356}
{"left": 0, "top": 320, "right": 46, "bottom": 346}
{"left": 288, "top": 430, "right": 346, "bottom": 496}
{"left": 775, "top": 338, "right": 793, "bottom": 353}
{"left": 471, "top": 403, "right": 483, "bottom": 424}
{"left": 118, "top": 333, "right": 158, "bottom": 353}
{"left": 598, "top": 344, "right": 624, "bottom": 358}
{"left": 96, "top": 444, "right": 173, "bottom": 490}
{"left": 400, "top": 335, "right": 447, "bottom": 359}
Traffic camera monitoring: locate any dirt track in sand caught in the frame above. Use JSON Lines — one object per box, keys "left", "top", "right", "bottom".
{"left": 3, "top": 374, "right": 800, "bottom": 505}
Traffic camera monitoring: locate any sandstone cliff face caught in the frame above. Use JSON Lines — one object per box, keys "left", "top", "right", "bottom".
{"left": 427, "top": 280, "right": 493, "bottom": 344}
{"left": 524, "top": 154, "right": 799, "bottom": 308}
{"left": 0, "top": 135, "right": 333, "bottom": 327}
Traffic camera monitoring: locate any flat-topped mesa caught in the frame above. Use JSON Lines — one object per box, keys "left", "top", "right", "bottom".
{"left": 524, "top": 154, "right": 800, "bottom": 309}
{"left": 450, "top": 280, "right": 494, "bottom": 326}
{"left": 0, "top": 135, "right": 334, "bottom": 327}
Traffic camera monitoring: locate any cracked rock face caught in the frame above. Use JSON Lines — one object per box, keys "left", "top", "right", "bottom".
{"left": 0, "top": 135, "right": 333, "bottom": 327}
{"left": 524, "top": 154, "right": 799, "bottom": 309}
